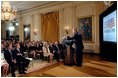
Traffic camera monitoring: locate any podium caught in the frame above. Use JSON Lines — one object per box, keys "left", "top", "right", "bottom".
{"left": 62, "top": 40, "right": 74, "bottom": 66}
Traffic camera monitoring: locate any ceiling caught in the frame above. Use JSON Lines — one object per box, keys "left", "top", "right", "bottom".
{"left": 2, "top": 1, "right": 56, "bottom": 12}
{"left": 2, "top": 1, "right": 108, "bottom": 12}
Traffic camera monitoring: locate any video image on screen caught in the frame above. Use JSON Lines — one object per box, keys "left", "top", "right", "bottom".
{"left": 103, "top": 10, "right": 117, "bottom": 42}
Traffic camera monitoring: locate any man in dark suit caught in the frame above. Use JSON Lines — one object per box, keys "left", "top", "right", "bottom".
{"left": 4, "top": 42, "right": 16, "bottom": 77}
{"left": 14, "top": 42, "right": 30, "bottom": 74}
{"left": 52, "top": 42, "right": 60, "bottom": 62}
{"left": 58, "top": 42, "right": 65, "bottom": 60}
{"left": 14, "top": 43, "right": 26, "bottom": 74}
{"left": 67, "top": 28, "right": 84, "bottom": 67}
{"left": 49, "top": 43, "right": 54, "bottom": 54}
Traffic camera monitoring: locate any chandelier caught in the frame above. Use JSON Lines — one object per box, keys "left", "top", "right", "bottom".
{"left": 1, "top": 1, "right": 17, "bottom": 21}
{"left": 104, "top": 1, "right": 115, "bottom": 7}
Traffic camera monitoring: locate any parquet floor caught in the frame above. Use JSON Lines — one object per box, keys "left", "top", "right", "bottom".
{"left": 20, "top": 54, "right": 117, "bottom": 77}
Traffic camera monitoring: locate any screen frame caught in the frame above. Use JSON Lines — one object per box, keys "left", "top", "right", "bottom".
{"left": 100, "top": 2, "right": 117, "bottom": 44}
{"left": 99, "top": 2, "right": 117, "bottom": 62}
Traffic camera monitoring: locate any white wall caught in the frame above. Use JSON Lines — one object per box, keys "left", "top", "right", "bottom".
{"left": 19, "top": 1, "right": 106, "bottom": 54}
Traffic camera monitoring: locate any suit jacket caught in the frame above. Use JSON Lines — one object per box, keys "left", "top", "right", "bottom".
{"left": 4, "top": 49, "right": 16, "bottom": 64}
{"left": 52, "top": 45, "right": 59, "bottom": 52}
{"left": 29, "top": 45, "right": 36, "bottom": 51}
{"left": 62, "top": 43, "right": 67, "bottom": 49}
{"left": 36, "top": 43, "right": 43, "bottom": 51}
{"left": 49, "top": 45, "right": 54, "bottom": 54}
{"left": 20, "top": 43, "right": 24, "bottom": 52}
{"left": 39, "top": 43, "right": 43, "bottom": 51}
{"left": 68, "top": 32, "right": 84, "bottom": 49}
{"left": 58, "top": 44, "right": 63, "bottom": 51}
{"left": 14, "top": 48, "right": 24, "bottom": 58}
{"left": 23, "top": 44, "right": 28, "bottom": 52}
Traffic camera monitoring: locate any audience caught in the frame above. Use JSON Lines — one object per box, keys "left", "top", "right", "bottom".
{"left": 1, "top": 39, "right": 67, "bottom": 77}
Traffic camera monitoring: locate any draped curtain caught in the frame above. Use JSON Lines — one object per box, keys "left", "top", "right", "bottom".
{"left": 41, "top": 12, "right": 59, "bottom": 42}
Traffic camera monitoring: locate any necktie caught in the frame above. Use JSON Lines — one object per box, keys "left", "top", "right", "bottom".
{"left": 17, "top": 48, "right": 20, "bottom": 53}
{"left": 9, "top": 50, "right": 13, "bottom": 60}
{"left": 56, "top": 45, "right": 59, "bottom": 51}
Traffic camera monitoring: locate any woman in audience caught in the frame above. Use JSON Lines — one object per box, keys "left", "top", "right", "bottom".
{"left": 1, "top": 44, "right": 9, "bottom": 77}
{"left": 4, "top": 42, "right": 16, "bottom": 77}
{"left": 29, "top": 41, "right": 36, "bottom": 59}
{"left": 36, "top": 41, "right": 39, "bottom": 51}
{"left": 38, "top": 41, "right": 43, "bottom": 60}
{"left": 43, "top": 42, "right": 54, "bottom": 63}
{"left": 23, "top": 42, "right": 29, "bottom": 52}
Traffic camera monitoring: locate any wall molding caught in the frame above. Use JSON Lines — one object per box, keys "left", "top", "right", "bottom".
{"left": 20, "top": 1, "right": 96, "bottom": 17}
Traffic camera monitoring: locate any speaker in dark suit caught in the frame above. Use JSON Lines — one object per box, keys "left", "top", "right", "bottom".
{"left": 67, "top": 28, "right": 84, "bottom": 67}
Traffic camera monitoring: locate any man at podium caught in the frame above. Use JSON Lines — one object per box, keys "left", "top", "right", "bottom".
{"left": 67, "top": 28, "right": 84, "bottom": 67}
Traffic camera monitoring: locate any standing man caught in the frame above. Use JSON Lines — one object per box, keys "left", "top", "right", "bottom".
{"left": 67, "top": 28, "right": 84, "bottom": 67}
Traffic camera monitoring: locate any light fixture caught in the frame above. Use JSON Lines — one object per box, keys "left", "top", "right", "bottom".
{"left": 1, "top": 1, "right": 17, "bottom": 21}
{"left": 64, "top": 26, "right": 70, "bottom": 35}
{"left": 9, "top": 23, "right": 12, "bottom": 26}
{"left": 9, "top": 26, "right": 15, "bottom": 31}
{"left": 33, "top": 29, "right": 38, "bottom": 35}
{"left": 104, "top": 1, "right": 115, "bottom": 7}
{"left": 15, "top": 22, "right": 19, "bottom": 26}
{"left": 24, "top": 28, "right": 29, "bottom": 32}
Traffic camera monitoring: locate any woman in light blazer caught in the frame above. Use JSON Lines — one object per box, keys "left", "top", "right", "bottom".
{"left": 42, "top": 42, "right": 53, "bottom": 63}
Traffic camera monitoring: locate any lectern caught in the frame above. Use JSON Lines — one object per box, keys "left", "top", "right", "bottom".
{"left": 62, "top": 39, "right": 74, "bottom": 66}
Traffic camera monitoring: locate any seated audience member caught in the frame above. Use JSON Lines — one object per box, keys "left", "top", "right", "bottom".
{"left": 36, "top": 41, "right": 43, "bottom": 51}
{"left": 4, "top": 42, "right": 16, "bottom": 77}
{"left": 39, "top": 41, "right": 43, "bottom": 51}
{"left": 42, "top": 42, "right": 54, "bottom": 63}
{"left": 19, "top": 41, "right": 24, "bottom": 52}
{"left": 14, "top": 42, "right": 30, "bottom": 74}
{"left": 29, "top": 42, "right": 36, "bottom": 59}
{"left": 38, "top": 41, "right": 43, "bottom": 60}
{"left": 1, "top": 44, "right": 9, "bottom": 77}
{"left": 49, "top": 42, "right": 54, "bottom": 54}
{"left": 58, "top": 42, "right": 65, "bottom": 60}
{"left": 23, "top": 42, "right": 28, "bottom": 52}
{"left": 36, "top": 41, "right": 39, "bottom": 51}
{"left": 61, "top": 43, "right": 67, "bottom": 59}
{"left": 52, "top": 42, "right": 60, "bottom": 62}
{"left": 1, "top": 40, "right": 7, "bottom": 51}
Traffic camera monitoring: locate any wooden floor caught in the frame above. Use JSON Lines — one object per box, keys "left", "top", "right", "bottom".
{"left": 20, "top": 54, "right": 117, "bottom": 77}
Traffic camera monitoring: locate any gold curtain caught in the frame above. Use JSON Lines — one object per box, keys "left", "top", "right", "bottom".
{"left": 41, "top": 12, "right": 59, "bottom": 42}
